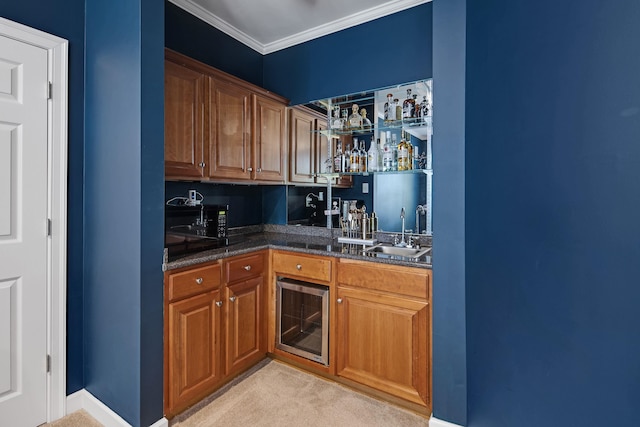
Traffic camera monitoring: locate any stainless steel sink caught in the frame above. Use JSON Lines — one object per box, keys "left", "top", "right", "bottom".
{"left": 364, "top": 243, "right": 431, "bottom": 260}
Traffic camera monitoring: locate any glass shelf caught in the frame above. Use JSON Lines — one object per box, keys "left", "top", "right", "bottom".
{"left": 314, "top": 169, "right": 432, "bottom": 178}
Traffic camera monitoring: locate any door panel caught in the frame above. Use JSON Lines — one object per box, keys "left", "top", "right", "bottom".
{"left": 253, "top": 95, "right": 285, "bottom": 182}
{"left": 0, "top": 34, "right": 48, "bottom": 427}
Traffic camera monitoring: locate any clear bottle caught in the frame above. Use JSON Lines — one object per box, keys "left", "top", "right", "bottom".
{"left": 334, "top": 140, "right": 343, "bottom": 173}
{"left": 382, "top": 137, "right": 392, "bottom": 172}
{"left": 358, "top": 139, "right": 366, "bottom": 172}
{"left": 418, "top": 96, "right": 430, "bottom": 122}
{"left": 360, "top": 108, "right": 372, "bottom": 131}
{"left": 331, "top": 106, "right": 342, "bottom": 130}
{"left": 384, "top": 94, "right": 394, "bottom": 124}
{"left": 341, "top": 108, "right": 349, "bottom": 130}
{"left": 403, "top": 89, "right": 416, "bottom": 120}
{"left": 367, "top": 137, "right": 378, "bottom": 172}
{"left": 349, "top": 138, "right": 360, "bottom": 172}
{"left": 407, "top": 138, "right": 413, "bottom": 170}
{"left": 397, "top": 131, "right": 409, "bottom": 171}
{"left": 377, "top": 138, "right": 384, "bottom": 171}
{"left": 390, "top": 133, "right": 399, "bottom": 171}
{"left": 343, "top": 143, "right": 351, "bottom": 173}
{"left": 394, "top": 99, "right": 402, "bottom": 124}
{"left": 348, "top": 103, "right": 363, "bottom": 130}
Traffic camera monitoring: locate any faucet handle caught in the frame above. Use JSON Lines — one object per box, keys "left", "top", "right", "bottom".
{"left": 392, "top": 234, "right": 399, "bottom": 245}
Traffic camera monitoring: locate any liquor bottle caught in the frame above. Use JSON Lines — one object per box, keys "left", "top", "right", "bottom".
{"left": 367, "top": 137, "right": 378, "bottom": 172}
{"left": 407, "top": 139, "right": 413, "bottom": 170}
{"left": 397, "top": 131, "right": 409, "bottom": 171}
{"left": 348, "top": 103, "right": 363, "bottom": 130}
{"left": 331, "top": 106, "right": 342, "bottom": 130}
{"left": 412, "top": 94, "right": 419, "bottom": 119}
{"left": 334, "top": 140, "right": 343, "bottom": 173}
{"left": 384, "top": 94, "right": 393, "bottom": 124}
{"left": 349, "top": 138, "right": 360, "bottom": 172}
{"left": 360, "top": 108, "right": 372, "bottom": 131}
{"left": 358, "top": 139, "right": 366, "bottom": 172}
{"left": 377, "top": 138, "right": 384, "bottom": 171}
{"left": 418, "top": 96, "right": 430, "bottom": 122}
{"left": 403, "top": 89, "right": 416, "bottom": 120}
{"left": 343, "top": 143, "right": 351, "bottom": 173}
{"left": 341, "top": 108, "right": 349, "bottom": 130}
{"left": 394, "top": 99, "right": 402, "bottom": 124}
{"left": 382, "top": 137, "right": 392, "bottom": 172}
{"left": 390, "top": 133, "right": 398, "bottom": 171}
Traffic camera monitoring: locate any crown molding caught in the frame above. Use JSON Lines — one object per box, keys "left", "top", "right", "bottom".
{"left": 168, "top": 0, "right": 432, "bottom": 55}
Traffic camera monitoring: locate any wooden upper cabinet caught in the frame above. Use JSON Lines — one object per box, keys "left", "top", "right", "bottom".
{"left": 164, "top": 60, "right": 207, "bottom": 179}
{"left": 209, "top": 78, "right": 252, "bottom": 180}
{"left": 253, "top": 94, "right": 286, "bottom": 182}
{"left": 164, "top": 49, "right": 289, "bottom": 183}
{"left": 289, "top": 106, "right": 317, "bottom": 184}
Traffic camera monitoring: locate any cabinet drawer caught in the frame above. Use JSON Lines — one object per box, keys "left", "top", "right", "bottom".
{"left": 225, "top": 253, "right": 265, "bottom": 283}
{"left": 272, "top": 252, "right": 332, "bottom": 283}
{"left": 337, "top": 259, "right": 429, "bottom": 300}
{"left": 167, "top": 263, "right": 221, "bottom": 302}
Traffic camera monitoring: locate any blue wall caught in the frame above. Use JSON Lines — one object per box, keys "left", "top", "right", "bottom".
{"left": 165, "top": 0, "right": 263, "bottom": 86}
{"left": 263, "top": 3, "right": 433, "bottom": 105}
{"left": 84, "top": 0, "right": 164, "bottom": 426}
{"left": 432, "top": 0, "right": 467, "bottom": 423}
{"left": 465, "top": 1, "right": 640, "bottom": 426}
{"left": 0, "top": 0, "right": 86, "bottom": 395}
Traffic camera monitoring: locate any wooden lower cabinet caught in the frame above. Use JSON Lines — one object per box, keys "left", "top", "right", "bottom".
{"left": 336, "top": 286, "right": 429, "bottom": 408}
{"left": 336, "top": 258, "right": 431, "bottom": 411}
{"left": 165, "top": 255, "right": 267, "bottom": 418}
{"left": 224, "top": 275, "right": 264, "bottom": 376}
{"left": 166, "top": 289, "right": 222, "bottom": 416}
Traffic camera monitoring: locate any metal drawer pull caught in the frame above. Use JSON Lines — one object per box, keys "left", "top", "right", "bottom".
{"left": 337, "top": 298, "right": 343, "bottom": 304}
{"left": 215, "top": 301, "right": 223, "bottom": 307}
{"left": 243, "top": 265, "right": 252, "bottom": 271}
{"left": 195, "top": 277, "right": 203, "bottom": 284}
{"left": 296, "top": 264, "right": 302, "bottom": 270}
{"left": 229, "top": 296, "right": 237, "bottom": 303}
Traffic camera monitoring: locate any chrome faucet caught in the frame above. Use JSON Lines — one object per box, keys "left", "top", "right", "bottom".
{"left": 415, "top": 205, "right": 426, "bottom": 235}
{"left": 397, "top": 207, "right": 407, "bottom": 247}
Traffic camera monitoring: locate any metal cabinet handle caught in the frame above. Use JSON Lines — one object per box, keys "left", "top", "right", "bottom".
{"left": 248, "top": 167, "right": 253, "bottom": 172}
{"left": 198, "top": 162, "right": 205, "bottom": 168}
{"left": 195, "top": 277, "right": 203, "bottom": 284}
{"left": 243, "top": 265, "right": 252, "bottom": 271}
{"left": 215, "top": 301, "right": 223, "bottom": 307}
{"left": 257, "top": 168, "right": 262, "bottom": 173}
{"left": 337, "top": 298, "right": 343, "bottom": 304}
{"left": 296, "top": 264, "right": 302, "bottom": 270}
{"left": 229, "top": 296, "right": 237, "bottom": 303}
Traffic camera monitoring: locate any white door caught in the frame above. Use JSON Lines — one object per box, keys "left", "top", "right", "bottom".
{"left": 0, "top": 34, "right": 49, "bottom": 427}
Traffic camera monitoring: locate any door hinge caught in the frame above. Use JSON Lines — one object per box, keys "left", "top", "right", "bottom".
{"left": 46, "top": 354, "right": 51, "bottom": 373}
{"left": 47, "top": 81, "right": 52, "bottom": 100}
{"left": 47, "top": 218, "right": 52, "bottom": 236}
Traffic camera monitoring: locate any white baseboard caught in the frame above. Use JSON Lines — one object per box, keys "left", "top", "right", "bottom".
{"left": 429, "top": 416, "right": 464, "bottom": 427}
{"left": 66, "top": 389, "right": 168, "bottom": 427}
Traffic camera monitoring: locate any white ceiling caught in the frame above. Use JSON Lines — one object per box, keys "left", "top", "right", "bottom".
{"left": 169, "top": 0, "right": 431, "bottom": 54}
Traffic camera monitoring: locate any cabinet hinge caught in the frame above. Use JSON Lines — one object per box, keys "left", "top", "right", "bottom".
{"left": 47, "top": 81, "right": 52, "bottom": 100}
{"left": 47, "top": 218, "right": 52, "bottom": 236}
{"left": 46, "top": 354, "right": 51, "bottom": 373}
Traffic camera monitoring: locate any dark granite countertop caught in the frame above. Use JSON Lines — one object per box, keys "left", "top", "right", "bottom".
{"left": 164, "top": 225, "right": 433, "bottom": 271}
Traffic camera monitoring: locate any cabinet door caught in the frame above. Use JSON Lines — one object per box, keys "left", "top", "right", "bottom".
{"left": 225, "top": 276, "right": 264, "bottom": 376}
{"left": 167, "top": 290, "right": 222, "bottom": 415}
{"left": 315, "top": 120, "right": 332, "bottom": 184}
{"left": 209, "top": 78, "right": 252, "bottom": 180}
{"left": 253, "top": 94, "right": 286, "bottom": 182}
{"left": 288, "top": 107, "right": 316, "bottom": 184}
{"left": 164, "top": 60, "right": 206, "bottom": 178}
{"left": 336, "top": 286, "right": 430, "bottom": 408}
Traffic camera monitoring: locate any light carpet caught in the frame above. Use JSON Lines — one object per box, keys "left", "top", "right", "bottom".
{"left": 171, "top": 360, "right": 429, "bottom": 427}
{"left": 44, "top": 409, "right": 103, "bottom": 427}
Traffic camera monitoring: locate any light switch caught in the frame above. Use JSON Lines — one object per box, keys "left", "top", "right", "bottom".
{"left": 362, "top": 183, "right": 369, "bottom": 193}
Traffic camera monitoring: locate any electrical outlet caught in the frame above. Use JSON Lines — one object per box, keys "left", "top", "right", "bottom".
{"left": 305, "top": 196, "right": 313, "bottom": 207}
{"left": 318, "top": 191, "right": 324, "bottom": 201}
